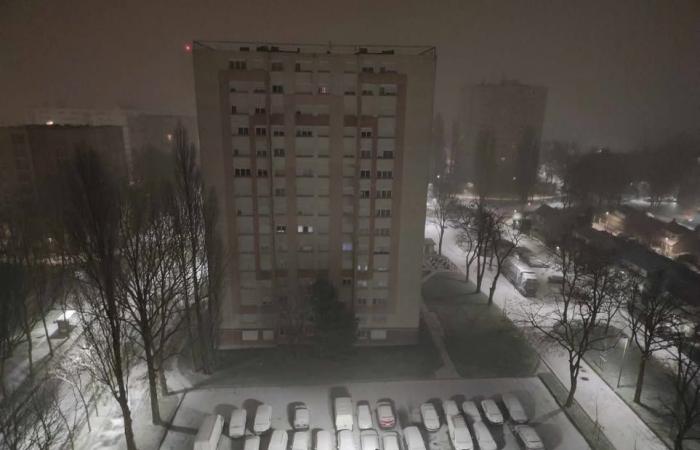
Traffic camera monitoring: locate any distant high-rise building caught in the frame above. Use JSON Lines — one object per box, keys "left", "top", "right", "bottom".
{"left": 0, "top": 124, "right": 127, "bottom": 207}
{"left": 455, "top": 80, "right": 547, "bottom": 199}
{"left": 192, "top": 41, "right": 436, "bottom": 347}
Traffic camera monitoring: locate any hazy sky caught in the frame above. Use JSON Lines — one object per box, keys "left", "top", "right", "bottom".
{"left": 1, "top": 0, "right": 698, "bottom": 149}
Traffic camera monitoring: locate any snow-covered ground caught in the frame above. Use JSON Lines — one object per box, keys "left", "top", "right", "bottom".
{"left": 162, "top": 378, "right": 589, "bottom": 450}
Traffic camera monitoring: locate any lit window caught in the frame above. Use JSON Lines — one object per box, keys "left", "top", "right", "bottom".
{"left": 342, "top": 242, "right": 353, "bottom": 252}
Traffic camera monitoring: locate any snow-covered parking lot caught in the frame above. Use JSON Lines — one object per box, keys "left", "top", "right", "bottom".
{"left": 162, "top": 378, "right": 589, "bottom": 450}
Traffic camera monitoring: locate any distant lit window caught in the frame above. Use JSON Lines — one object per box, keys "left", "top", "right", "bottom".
{"left": 276, "top": 225, "right": 287, "bottom": 233}
{"left": 342, "top": 242, "right": 353, "bottom": 252}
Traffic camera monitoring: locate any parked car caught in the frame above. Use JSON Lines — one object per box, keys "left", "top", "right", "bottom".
{"left": 244, "top": 436, "right": 260, "bottom": 450}
{"left": 194, "top": 414, "right": 224, "bottom": 450}
{"left": 480, "top": 399, "right": 503, "bottom": 425}
{"left": 293, "top": 431, "right": 310, "bottom": 450}
{"left": 513, "top": 425, "right": 544, "bottom": 450}
{"left": 229, "top": 408, "right": 247, "bottom": 438}
{"left": 442, "top": 399, "right": 459, "bottom": 418}
{"left": 360, "top": 429, "right": 380, "bottom": 450}
{"left": 315, "top": 430, "right": 331, "bottom": 450}
{"left": 337, "top": 430, "right": 356, "bottom": 450}
{"left": 376, "top": 401, "right": 396, "bottom": 429}
{"left": 471, "top": 421, "right": 496, "bottom": 450}
{"left": 403, "top": 426, "right": 427, "bottom": 450}
{"left": 502, "top": 393, "right": 527, "bottom": 423}
{"left": 294, "top": 403, "right": 310, "bottom": 430}
{"left": 335, "top": 398, "right": 354, "bottom": 431}
{"left": 447, "top": 415, "right": 473, "bottom": 450}
{"left": 269, "top": 430, "right": 289, "bottom": 450}
{"left": 358, "top": 403, "right": 373, "bottom": 430}
{"left": 253, "top": 404, "right": 272, "bottom": 434}
{"left": 420, "top": 403, "right": 440, "bottom": 431}
{"left": 460, "top": 401, "right": 481, "bottom": 423}
{"left": 382, "top": 431, "right": 401, "bottom": 450}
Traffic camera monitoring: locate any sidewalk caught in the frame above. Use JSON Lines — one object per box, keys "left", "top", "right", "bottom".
{"left": 425, "top": 223, "right": 668, "bottom": 450}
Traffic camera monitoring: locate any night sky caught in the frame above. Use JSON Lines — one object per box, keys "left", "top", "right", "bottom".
{"left": 1, "top": 0, "right": 698, "bottom": 150}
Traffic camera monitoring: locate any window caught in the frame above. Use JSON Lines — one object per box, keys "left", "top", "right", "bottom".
{"left": 272, "top": 128, "right": 285, "bottom": 136}
{"left": 257, "top": 169, "right": 268, "bottom": 177}
{"left": 274, "top": 148, "right": 286, "bottom": 157}
{"left": 376, "top": 228, "right": 390, "bottom": 236}
{"left": 234, "top": 168, "right": 252, "bottom": 177}
{"left": 360, "top": 170, "right": 371, "bottom": 179}
{"left": 275, "top": 188, "right": 286, "bottom": 196}
{"left": 357, "top": 298, "right": 368, "bottom": 305}
{"left": 344, "top": 89, "right": 356, "bottom": 95}
{"left": 361, "top": 66, "right": 374, "bottom": 73}
{"left": 276, "top": 225, "right": 287, "bottom": 233}
{"left": 376, "top": 190, "right": 391, "bottom": 199}
{"left": 255, "top": 107, "right": 266, "bottom": 114}
{"left": 357, "top": 329, "right": 370, "bottom": 339}
{"left": 271, "top": 62, "right": 284, "bottom": 71}
{"left": 342, "top": 242, "right": 353, "bottom": 252}
{"left": 376, "top": 209, "right": 391, "bottom": 217}
{"left": 296, "top": 129, "right": 313, "bottom": 137}
{"left": 233, "top": 148, "right": 240, "bottom": 156}
{"left": 342, "top": 278, "right": 352, "bottom": 286}
{"left": 372, "top": 298, "right": 387, "bottom": 306}
{"left": 231, "top": 105, "right": 238, "bottom": 114}
{"left": 381, "top": 150, "right": 394, "bottom": 159}
{"left": 360, "top": 150, "right": 372, "bottom": 159}
{"left": 256, "top": 149, "right": 268, "bottom": 158}
{"left": 318, "top": 86, "right": 329, "bottom": 94}
{"left": 361, "top": 130, "right": 372, "bottom": 138}
{"left": 298, "top": 225, "right": 313, "bottom": 234}
{"left": 238, "top": 127, "right": 249, "bottom": 136}
{"left": 360, "top": 190, "right": 370, "bottom": 199}
{"left": 255, "top": 127, "right": 267, "bottom": 136}
{"left": 361, "top": 89, "right": 374, "bottom": 96}
{"left": 272, "top": 84, "right": 284, "bottom": 93}
{"left": 377, "top": 170, "right": 392, "bottom": 179}
{"left": 230, "top": 60, "right": 247, "bottom": 70}
{"left": 295, "top": 62, "right": 302, "bottom": 72}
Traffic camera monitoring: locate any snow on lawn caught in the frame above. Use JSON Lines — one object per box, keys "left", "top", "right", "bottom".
{"left": 162, "top": 378, "right": 589, "bottom": 450}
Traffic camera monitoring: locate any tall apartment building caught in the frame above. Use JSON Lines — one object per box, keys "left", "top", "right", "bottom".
{"left": 192, "top": 41, "right": 436, "bottom": 347}
{"left": 0, "top": 124, "right": 127, "bottom": 207}
{"left": 455, "top": 80, "right": 547, "bottom": 198}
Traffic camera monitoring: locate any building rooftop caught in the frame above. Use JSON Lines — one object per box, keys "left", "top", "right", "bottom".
{"left": 193, "top": 40, "right": 435, "bottom": 56}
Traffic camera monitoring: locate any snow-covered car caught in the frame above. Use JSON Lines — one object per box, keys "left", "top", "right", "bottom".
{"left": 376, "top": 401, "right": 396, "bottom": 429}
{"left": 292, "top": 431, "right": 310, "bottom": 450}
{"left": 229, "top": 408, "right": 247, "bottom": 438}
{"left": 471, "top": 421, "right": 496, "bottom": 450}
{"left": 403, "top": 426, "right": 427, "bottom": 450}
{"left": 479, "top": 399, "right": 503, "bottom": 425}
{"left": 269, "top": 430, "right": 289, "bottom": 450}
{"left": 382, "top": 431, "right": 401, "bottom": 450}
{"left": 337, "top": 430, "right": 356, "bottom": 450}
{"left": 294, "top": 403, "right": 310, "bottom": 430}
{"left": 357, "top": 403, "right": 373, "bottom": 430}
{"left": 420, "top": 403, "right": 440, "bottom": 432}
{"left": 244, "top": 436, "right": 260, "bottom": 450}
{"left": 315, "top": 430, "right": 331, "bottom": 450}
{"left": 448, "top": 416, "right": 473, "bottom": 450}
{"left": 253, "top": 404, "right": 272, "bottom": 434}
{"left": 335, "top": 398, "right": 354, "bottom": 431}
{"left": 460, "top": 401, "right": 482, "bottom": 423}
{"left": 502, "top": 393, "right": 527, "bottom": 424}
{"left": 442, "top": 399, "right": 459, "bottom": 418}
{"left": 360, "top": 429, "right": 380, "bottom": 450}
{"left": 513, "top": 425, "right": 544, "bottom": 450}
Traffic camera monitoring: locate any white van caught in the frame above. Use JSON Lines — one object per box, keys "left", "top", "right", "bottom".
{"left": 472, "top": 421, "right": 496, "bottom": 450}
{"left": 254, "top": 404, "right": 272, "bottom": 434}
{"left": 244, "top": 435, "right": 260, "bottom": 450}
{"left": 293, "top": 431, "right": 310, "bottom": 450}
{"left": 403, "top": 426, "right": 426, "bottom": 450}
{"left": 448, "top": 416, "right": 473, "bottom": 450}
{"left": 337, "top": 429, "right": 356, "bottom": 450}
{"left": 229, "top": 409, "right": 247, "bottom": 438}
{"left": 193, "top": 414, "right": 224, "bottom": 450}
{"left": 334, "top": 397, "right": 354, "bottom": 431}
{"left": 315, "top": 430, "right": 331, "bottom": 450}
{"left": 269, "top": 429, "right": 289, "bottom": 450}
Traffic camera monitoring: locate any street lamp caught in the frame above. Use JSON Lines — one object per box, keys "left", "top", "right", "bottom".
{"left": 617, "top": 334, "right": 630, "bottom": 388}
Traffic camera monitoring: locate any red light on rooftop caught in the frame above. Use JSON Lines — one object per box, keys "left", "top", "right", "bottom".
{"left": 184, "top": 43, "right": 192, "bottom": 53}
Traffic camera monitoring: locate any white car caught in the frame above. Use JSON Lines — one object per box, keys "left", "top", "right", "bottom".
{"left": 360, "top": 429, "right": 380, "bottom": 450}
{"left": 229, "top": 408, "right": 247, "bottom": 438}
{"left": 448, "top": 416, "right": 473, "bottom": 450}
{"left": 382, "top": 431, "right": 401, "bottom": 450}
{"left": 244, "top": 436, "right": 260, "bottom": 450}
{"left": 269, "top": 430, "right": 289, "bottom": 450}
{"left": 358, "top": 403, "right": 373, "bottom": 430}
{"left": 335, "top": 398, "right": 354, "bottom": 431}
{"left": 253, "top": 404, "right": 272, "bottom": 434}
{"left": 376, "top": 401, "right": 396, "bottom": 429}
{"left": 294, "top": 403, "right": 310, "bottom": 430}
{"left": 293, "top": 431, "right": 310, "bottom": 450}
{"left": 419, "top": 403, "right": 440, "bottom": 432}
{"left": 316, "top": 430, "right": 331, "bottom": 450}
{"left": 514, "top": 425, "right": 544, "bottom": 450}
{"left": 337, "top": 430, "right": 356, "bottom": 450}
{"left": 502, "top": 393, "right": 528, "bottom": 424}
{"left": 480, "top": 399, "right": 503, "bottom": 425}
{"left": 471, "top": 421, "right": 496, "bottom": 450}
{"left": 460, "top": 401, "right": 481, "bottom": 423}
{"left": 403, "top": 426, "right": 427, "bottom": 450}
{"left": 442, "top": 399, "right": 459, "bottom": 418}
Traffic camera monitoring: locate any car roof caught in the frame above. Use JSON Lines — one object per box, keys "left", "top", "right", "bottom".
{"left": 472, "top": 422, "right": 494, "bottom": 441}
{"left": 517, "top": 426, "right": 541, "bottom": 443}
{"left": 257, "top": 404, "right": 272, "bottom": 414}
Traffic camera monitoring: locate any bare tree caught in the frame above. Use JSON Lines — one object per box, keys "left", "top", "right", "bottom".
{"left": 0, "top": 263, "right": 27, "bottom": 398}
{"left": 665, "top": 328, "right": 700, "bottom": 450}
{"left": 487, "top": 214, "right": 522, "bottom": 304}
{"left": 451, "top": 202, "right": 479, "bottom": 282}
{"left": 63, "top": 148, "right": 138, "bottom": 450}
{"left": 473, "top": 202, "right": 496, "bottom": 294}
{"left": 625, "top": 271, "right": 680, "bottom": 404}
{"left": 429, "top": 177, "right": 457, "bottom": 256}
{"left": 524, "top": 240, "right": 624, "bottom": 406}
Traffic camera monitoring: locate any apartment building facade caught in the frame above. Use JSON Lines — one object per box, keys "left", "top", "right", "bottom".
{"left": 192, "top": 41, "right": 436, "bottom": 347}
